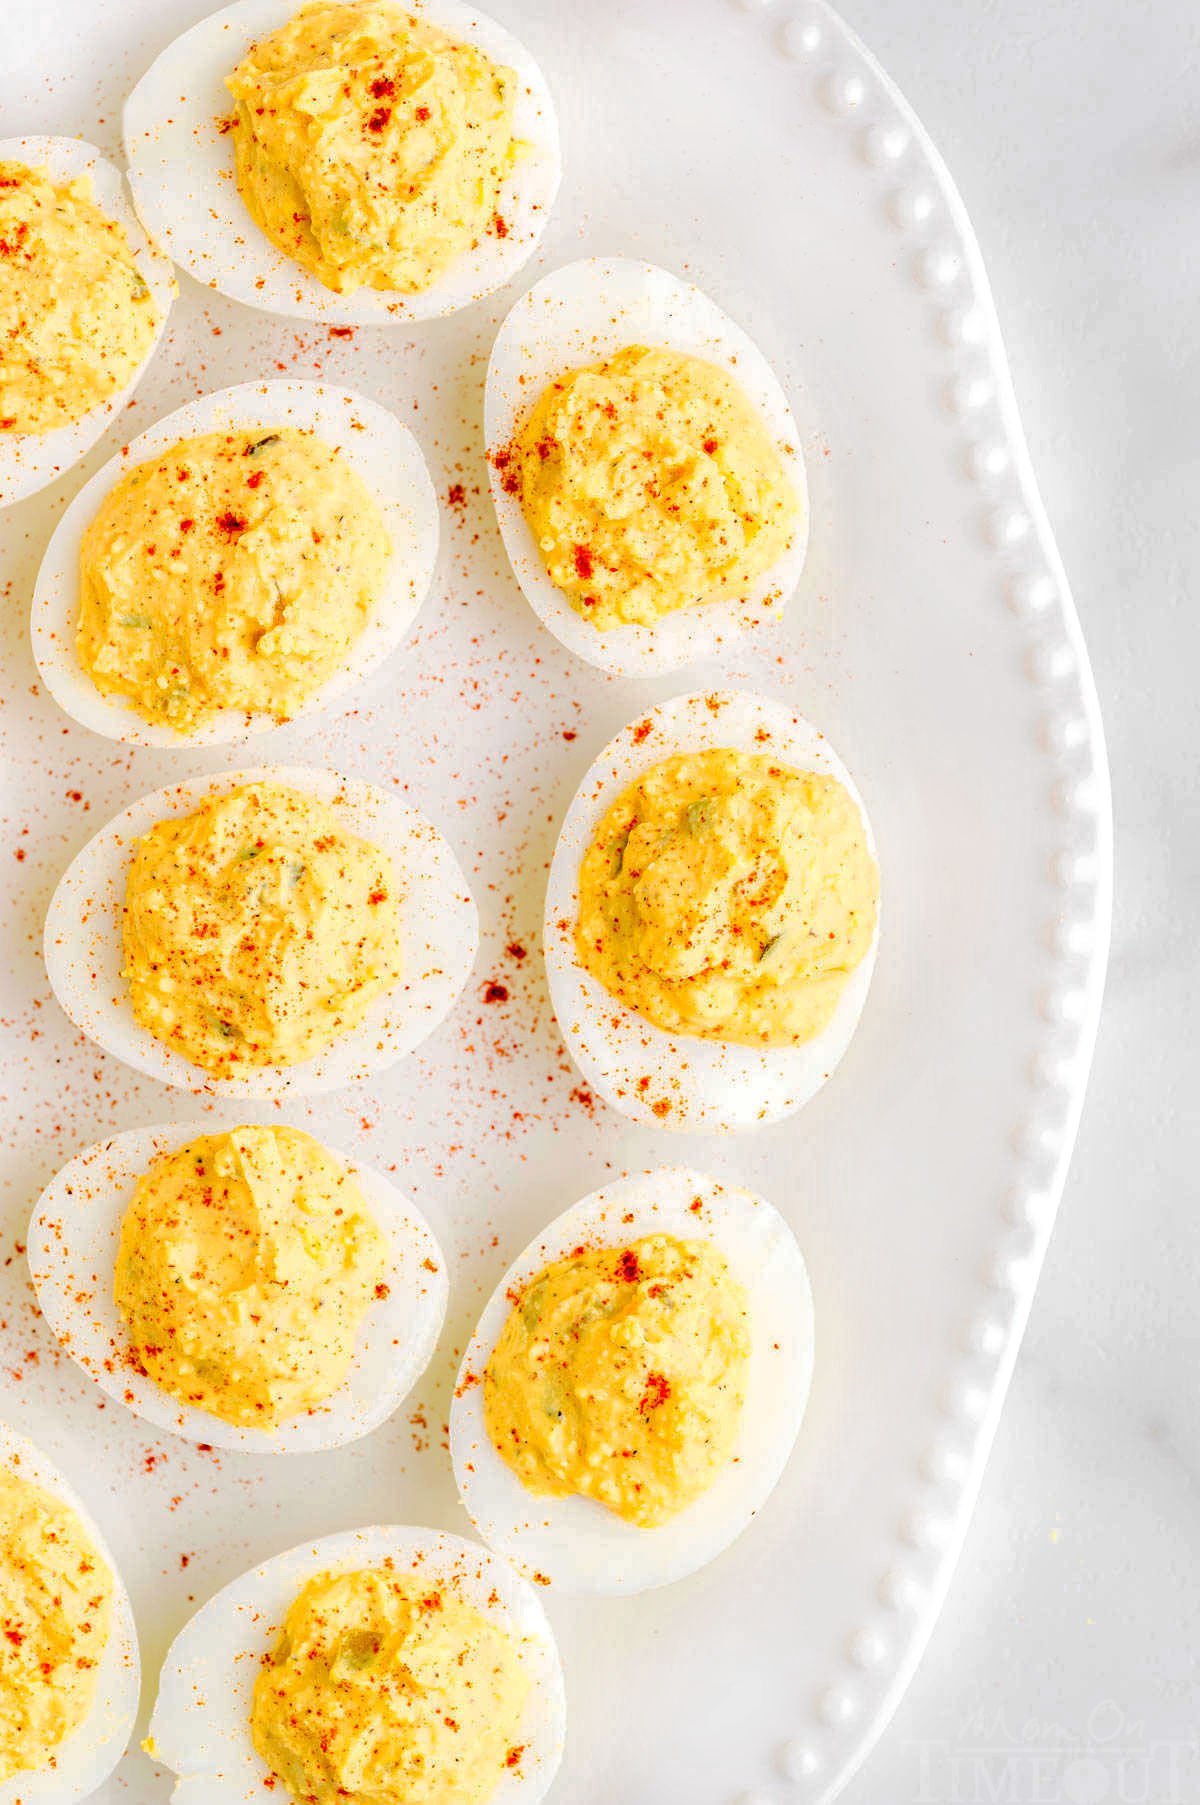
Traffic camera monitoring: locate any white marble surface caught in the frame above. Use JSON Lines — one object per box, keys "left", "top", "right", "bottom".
{"left": 835, "top": 0, "right": 1200, "bottom": 1797}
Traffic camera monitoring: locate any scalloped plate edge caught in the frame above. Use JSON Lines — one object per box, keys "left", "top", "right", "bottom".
{"left": 726, "top": 5, "right": 1113, "bottom": 1801}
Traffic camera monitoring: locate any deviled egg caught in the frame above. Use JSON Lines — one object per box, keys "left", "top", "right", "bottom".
{"left": 28, "top": 1122, "right": 447, "bottom": 1454}
{"left": 485, "top": 258, "right": 809, "bottom": 675}
{"left": 148, "top": 1525, "right": 565, "bottom": 1804}
{"left": 44, "top": 765, "right": 478, "bottom": 1097}
{"left": 32, "top": 380, "right": 438, "bottom": 746}
{"left": 0, "top": 1422, "right": 139, "bottom": 1801}
{"left": 451, "top": 1167, "right": 814, "bottom": 1594}
{"left": 0, "top": 137, "right": 173, "bottom": 509}
{"left": 544, "top": 689, "right": 880, "bottom": 1133}
{"left": 124, "top": 0, "right": 561, "bottom": 325}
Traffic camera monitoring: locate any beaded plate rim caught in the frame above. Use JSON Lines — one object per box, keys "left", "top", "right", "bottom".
{"left": 721, "top": 4, "right": 1113, "bottom": 1801}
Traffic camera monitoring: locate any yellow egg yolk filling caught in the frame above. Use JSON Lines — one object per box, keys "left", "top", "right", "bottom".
{"left": 250, "top": 1565, "right": 530, "bottom": 1805}
{"left": 0, "top": 1467, "right": 113, "bottom": 1781}
{"left": 122, "top": 781, "right": 404, "bottom": 1076}
{"left": 0, "top": 161, "right": 160, "bottom": 434}
{"left": 483, "top": 1234, "right": 750, "bottom": 1528}
{"left": 509, "top": 345, "right": 800, "bottom": 630}
{"left": 226, "top": 0, "right": 519, "bottom": 295}
{"left": 575, "top": 747, "right": 878, "bottom": 1047}
{"left": 77, "top": 426, "right": 391, "bottom": 735}
{"left": 114, "top": 1126, "right": 387, "bottom": 1430}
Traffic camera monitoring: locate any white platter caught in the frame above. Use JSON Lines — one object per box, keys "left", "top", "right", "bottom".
{"left": 0, "top": 1, "right": 1110, "bottom": 1803}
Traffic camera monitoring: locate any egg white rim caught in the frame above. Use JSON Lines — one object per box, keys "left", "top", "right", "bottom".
{"left": 27, "top": 1121, "right": 449, "bottom": 1454}
{"left": 31, "top": 379, "right": 439, "bottom": 747}
{"left": 450, "top": 1165, "right": 815, "bottom": 1595}
{"left": 484, "top": 257, "right": 810, "bottom": 676}
{"left": 543, "top": 689, "right": 880, "bottom": 1134}
{"left": 0, "top": 137, "right": 174, "bottom": 510}
{"left": 147, "top": 1524, "right": 566, "bottom": 1805}
{"left": 43, "top": 763, "right": 480, "bottom": 1098}
{"left": 122, "top": 0, "right": 562, "bottom": 325}
{"left": 0, "top": 1422, "right": 140, "bottom": 1805}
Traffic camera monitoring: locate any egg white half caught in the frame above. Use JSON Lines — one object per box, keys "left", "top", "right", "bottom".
{"left": 32, "top": 379, "right": 439, "bottom": 747}
{"left": 450, "top": 1166, "right": 815, "bottom": 1594}
{"left": 0, "top": 137, "right": 174, "bottom": 510}
{"left": 123, "top": 0, "right": 561, "bottom": 325}
{"left": 485, "top": 257, "right": 809, "bottom": 675}
{"left": 28, "top": 1121, "right": 447, "bottom": 1454}
{"left": 0, "top": 1422, "right": 140, "bottom": 1805}
{"left": 43, "top": 763, "right": 479, "bottom": 1097}
{"left": 148, "top": 1525, "right": 565, "bottom": 1805}
{"left": 543, "top": 689, "right": 880, "bottom": 1134}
